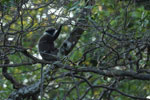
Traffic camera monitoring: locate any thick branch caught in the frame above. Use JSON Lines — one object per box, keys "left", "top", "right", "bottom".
{"left": 59, "top": 7, "right": 91, "bottom": 55}
{"left": 55, "top": 63, "right": 150, "bottom": 80}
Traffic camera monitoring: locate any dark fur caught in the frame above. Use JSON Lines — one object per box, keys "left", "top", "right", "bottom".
{"left": 38, "top": 25, "right": 62, "bottom": 61}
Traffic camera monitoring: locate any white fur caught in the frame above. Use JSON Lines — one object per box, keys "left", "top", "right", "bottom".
{"left": 44, "top": 30, "right": 57, "bottom": 37}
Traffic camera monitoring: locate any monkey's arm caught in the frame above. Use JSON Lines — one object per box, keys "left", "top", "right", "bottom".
{"left": 53, "top": 25, "right": 62, "bottom": 41}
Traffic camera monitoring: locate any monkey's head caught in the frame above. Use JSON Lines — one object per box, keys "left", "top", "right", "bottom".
{"left": 45, "top": 28, "right": 56, "bottom": 36}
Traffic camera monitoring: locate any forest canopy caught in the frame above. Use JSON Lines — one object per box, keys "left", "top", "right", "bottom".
{"left": 0, "top": 0, "right": 150, "bottom": 100}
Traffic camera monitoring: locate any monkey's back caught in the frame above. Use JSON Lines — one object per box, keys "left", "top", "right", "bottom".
{"left": 38, "top": 34, "right": 57, "bottom": 61}
{"left": 38, "top": 34, "right": 54, "bottom": 50}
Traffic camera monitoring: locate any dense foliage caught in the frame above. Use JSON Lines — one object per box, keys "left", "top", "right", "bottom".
{"left": 0, "top": 0, "right": 150, "bottom": 100}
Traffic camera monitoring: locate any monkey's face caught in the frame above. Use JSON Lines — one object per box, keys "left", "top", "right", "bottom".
{"left": 45, "top": 28, "right": 56, "bottom": 36}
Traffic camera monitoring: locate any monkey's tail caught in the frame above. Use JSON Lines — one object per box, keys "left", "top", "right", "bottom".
{"left": 40, "top": 64, "right": 44, "bottom": 100}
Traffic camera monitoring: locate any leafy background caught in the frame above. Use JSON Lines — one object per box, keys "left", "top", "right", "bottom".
{"left": 0, "top": 0, "right": 150, "bottom": 100}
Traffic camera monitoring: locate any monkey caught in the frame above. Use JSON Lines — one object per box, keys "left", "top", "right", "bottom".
{"left": 38, "top": 25, "right": 62, "bottom": 100}
{"left": 38, "top": 25, "right": 62, "bottom": 61}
